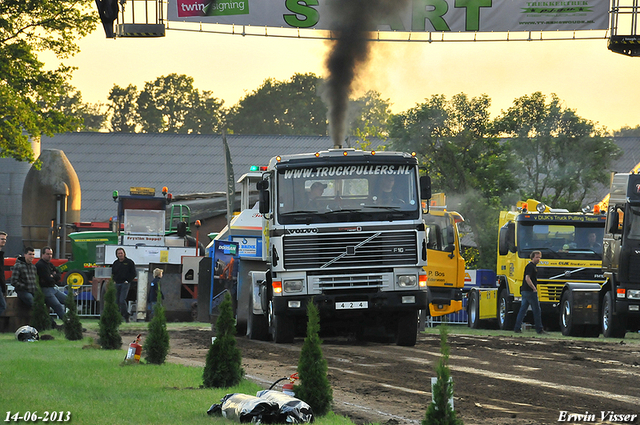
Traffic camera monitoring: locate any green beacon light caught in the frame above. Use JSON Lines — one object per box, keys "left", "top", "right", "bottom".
{"left": 112, "top": 190, "right": 119, "bottom": 202}
{"left": 250, "top": 165, "right": 259, "bottom": 171}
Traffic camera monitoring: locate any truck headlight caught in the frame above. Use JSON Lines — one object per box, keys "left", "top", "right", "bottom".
{"left": 627, "top": 290, "right": 640, "bottom": 300}
{"left": 397, "top": 275, "right": 417, "bottom": 288}
{"left": 284, "top": 280, "right": 304, "bottom": 293}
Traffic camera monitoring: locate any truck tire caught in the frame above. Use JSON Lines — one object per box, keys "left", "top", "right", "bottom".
{"left": 582, "top": 324, "right": 600, "bottom": 338}
{"left": 269, "top": 301, "right": 294, "bottom": 343}
{"left": 560, "top": 291, "right": 582, "bottom": 337}
{"left": 396, "top": 311, "right": 418, "bottom": 347}
{"left": 66, "top": 270, "right": 87, "bottom": 288}
{"left": 247, "top": 293, "right": 269, "bottom": 341}
{"left": 602, "top": 290, "right": 626, "bottom": 338}
{"left": 468, "top": 291, "right": 481, "bottom": 329}
{"left": 498, "top": 288, "right": 515, "bottom": 331}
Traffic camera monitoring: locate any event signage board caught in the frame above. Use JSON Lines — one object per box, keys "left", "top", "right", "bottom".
{"left": 168, "top": 0, "right": 608, "bottom": 32}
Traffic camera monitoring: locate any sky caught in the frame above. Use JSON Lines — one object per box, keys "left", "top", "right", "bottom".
{"left": 48, "top": 24, "right": 640, "bottom": 132}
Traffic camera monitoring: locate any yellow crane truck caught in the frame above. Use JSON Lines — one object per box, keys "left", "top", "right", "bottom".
{"left": 467, "top": 199, "right": 606, "bottom": 331}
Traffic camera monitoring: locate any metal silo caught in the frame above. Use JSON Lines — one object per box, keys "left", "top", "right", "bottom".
{"left": 22, "top": 149, "right": 81, "bottom": 257}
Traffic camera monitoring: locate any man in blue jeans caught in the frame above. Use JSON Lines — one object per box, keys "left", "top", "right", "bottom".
{"left": 514, "top": 250, "right": 547, "bottom": 334}
{"left": 35, "top": 246, "right": 66, "bottom": 327}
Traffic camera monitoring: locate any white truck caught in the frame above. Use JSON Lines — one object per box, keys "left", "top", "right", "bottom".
{"left": 93, "top": 188, "right": 198, "bottom": 320}
{"left": 220, "top": 149, "right": 432, "bottom": 346}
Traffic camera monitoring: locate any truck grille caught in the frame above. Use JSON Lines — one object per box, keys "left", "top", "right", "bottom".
{"left": 537, "top": 267, "right": 604, "bottom": 282}
{"left": 311, "top": 273, "right": 390, "bottom": 291}
{"left": 283, "top": 230, "right": 418, "bottom": 270}
{"left": 538, "top": 284, "right": 563, "bottom": 303}
{"left": 536, "top": 266, "right": 605, "bottom": 302}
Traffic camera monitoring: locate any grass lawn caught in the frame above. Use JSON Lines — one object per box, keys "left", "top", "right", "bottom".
{"left": 0, "top": 327, "right": 353, "bottom": 425}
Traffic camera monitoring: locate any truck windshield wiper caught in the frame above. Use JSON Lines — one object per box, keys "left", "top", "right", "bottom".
{"left": 280, "top": 210, "right": 319, "bottom": 215}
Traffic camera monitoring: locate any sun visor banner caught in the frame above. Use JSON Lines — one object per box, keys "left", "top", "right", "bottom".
{"left": 280, "top": 165, "right": 413, "bottom": 180}
{"left": 167, "top": 0, "right": 609, "bottom": 32}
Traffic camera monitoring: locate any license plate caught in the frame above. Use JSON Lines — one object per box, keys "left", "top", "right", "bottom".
{"left": 335, "top": 301, "right": 368, "bottom": 310}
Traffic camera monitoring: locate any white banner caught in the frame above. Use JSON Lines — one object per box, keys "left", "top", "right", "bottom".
{"left": 168, "top": 0, "right": 609, "bottom": 32}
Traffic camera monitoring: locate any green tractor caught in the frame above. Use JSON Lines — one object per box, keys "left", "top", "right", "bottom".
{"left": 58, "top": 231, "right": 119, "bottom": 288}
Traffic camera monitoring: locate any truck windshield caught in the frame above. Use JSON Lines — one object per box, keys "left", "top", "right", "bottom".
{"left": 276, "top": 164, "right": 420, "bottom": 224}
{"left": 517, "top": 222, "right": 604, "bottom": 260}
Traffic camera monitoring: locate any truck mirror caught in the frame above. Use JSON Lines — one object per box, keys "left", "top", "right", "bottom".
{"left": 498, "top": 224, "right": 510, "bottom": 255}
{"left": 608, "top": 211, "right": 619, "bottom": 234}
{"left": 259, "top": 190, "right": 270, "bottom": 214}
{"left": 256, "top": 180, "right": 269, "bottom": 191}
{"left": 420, "top": 175, "right": 431, "bottom": 200}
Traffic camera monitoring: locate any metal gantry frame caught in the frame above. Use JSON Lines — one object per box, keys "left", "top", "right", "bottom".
{"left": 609, "top": 0, "right": 640, "bottom": 55}
{"left": 116, "top": 0, "right": 166, "bottom": 37}
{"left": 111, "top": 0, "right": 640, "bottom": 57}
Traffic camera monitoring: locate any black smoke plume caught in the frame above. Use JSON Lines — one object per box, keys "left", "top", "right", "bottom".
{"left": 323, "top": 0, "right": 408, "bottom": 148}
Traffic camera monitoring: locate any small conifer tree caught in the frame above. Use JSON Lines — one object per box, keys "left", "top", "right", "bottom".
{"left": 144, "top": 290, "right": 169, "bottom": 364}
{"left": 295, "top": 301, "right": 333, "bottom": 417}
{"left": 424, "top": 325, "right": 463, "bottom": 425}
{"left": 203, "top": 292, "right": 243, "bottom": 388}
{"left": 63, "top": 287, "right": 83, "bottom": 340}
{"left": 98, "top": 280, "right": 123, "bottom": 349}
{"left": 31, "top": 285, "right": 52, "bottom": 331}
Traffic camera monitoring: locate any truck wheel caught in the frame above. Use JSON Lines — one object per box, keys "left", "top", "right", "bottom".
{"left": 560, "top": 291, "right": 581, "bottom": 337}
{"left": 498, "top": 288, "right": 514, "bottom": 331}
{"left": 269, "top": 301, "right": 294, "bottom": 343}
{"left": 468, "top": 291, "right": 481, "bottom": 329}
{"left": 247, "top": 293, "right": 269, "bottom": 341}
{"left": 66, "top": 270, "right": 87, "bottom": 289}
{"left": 602, "top": 291, "right": 626, "bottom": 338}
{"left": 396, "top": 311, "right": 418, "bottom": 347}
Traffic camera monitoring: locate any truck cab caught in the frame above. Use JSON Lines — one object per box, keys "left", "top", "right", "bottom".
{"left": 423, "top": 196, "right": 465, "bottom": 317}
{"left": 247, "top": 149, "right": 431, "bottom": 346}
{"left": 601, "top": 173, "right": 640, "bottom": 337}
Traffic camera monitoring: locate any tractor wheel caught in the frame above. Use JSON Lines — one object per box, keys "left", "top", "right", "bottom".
{"left": 66, "top": 270, "right": 87, "bottom": 289}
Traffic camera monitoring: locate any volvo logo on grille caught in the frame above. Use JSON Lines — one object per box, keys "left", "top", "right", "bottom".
{"left": 339, "top": 226, "right": 362, "bottom": 232}
{"left": 287, "top": 228, "right": 318, "bottom": 234}
{"left": 346, "top": 246, "right": 356, "bottom": 255}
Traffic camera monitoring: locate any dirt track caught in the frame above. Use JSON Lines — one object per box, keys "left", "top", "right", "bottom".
{"left": 132, "top": 327, "right": 640, "bottom": 425}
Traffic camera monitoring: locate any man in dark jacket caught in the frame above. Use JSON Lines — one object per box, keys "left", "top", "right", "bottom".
{"left": 35, "top": 246, "right": 66, "bottom": 323}
{"left": 0, "top": 231, "right": 7, "bottom": 316}
{"left": 12, "top": 246, "right": 38, "bottom": 308}
{"left": 112, "top": 247, "right": 137, "bottom": 322}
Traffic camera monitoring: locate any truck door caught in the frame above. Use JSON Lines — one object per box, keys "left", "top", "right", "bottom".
{"left": 424, "top": 212, "right": 464, "bottom": 315}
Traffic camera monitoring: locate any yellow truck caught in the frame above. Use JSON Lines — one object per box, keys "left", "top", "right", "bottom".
{"left": 467, "top": 199, "right": 606, "bottom": 331}
{"left": 423, "top": 194, "right": 465, "bottom": 317}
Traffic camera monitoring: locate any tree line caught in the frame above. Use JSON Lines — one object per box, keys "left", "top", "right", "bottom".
{"left": 25, "top": 73, "right": 630, "bottom": 267}
{"left": 90, "top": 72, "right": 390, "bottom": 142}
{"left": 0, "top": 1, "right": 623, "bottom": 268}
